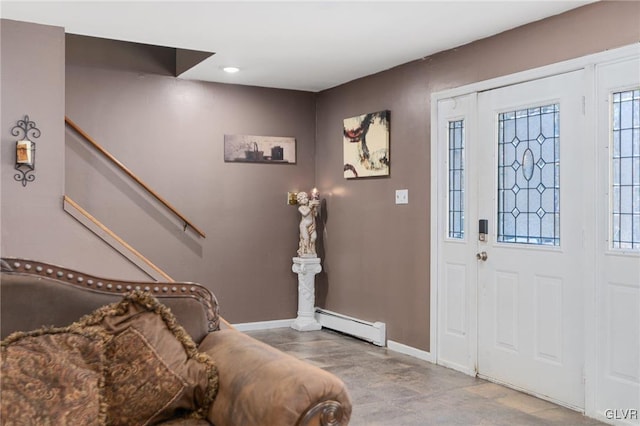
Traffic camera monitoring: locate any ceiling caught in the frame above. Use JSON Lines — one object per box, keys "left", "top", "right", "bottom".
{"left": 1, "top": 1, "right": 596, "bottom": 92}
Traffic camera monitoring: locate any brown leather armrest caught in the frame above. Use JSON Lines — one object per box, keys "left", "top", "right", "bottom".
{"left": 198, "top": 329, "right": 351, "bottom": 426}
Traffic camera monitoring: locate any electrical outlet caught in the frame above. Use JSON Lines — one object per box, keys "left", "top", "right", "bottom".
{"left": 395, "top": 189, "right": 408, "bottom": 205}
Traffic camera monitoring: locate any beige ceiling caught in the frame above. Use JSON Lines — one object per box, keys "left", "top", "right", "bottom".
{"left": 1, "top": 1, "right": 597, "bottom": 92}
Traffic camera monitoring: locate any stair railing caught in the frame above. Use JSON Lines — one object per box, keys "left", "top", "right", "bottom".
{"left": 63, "top": 195, "right": 233, "bottom": 329}
{"left": 65, "top": 116, "right": 206, "bottom": 238}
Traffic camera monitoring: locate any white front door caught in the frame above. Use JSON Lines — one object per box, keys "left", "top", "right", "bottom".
{"left": 476, "top": 71, "right": 586, "bottom": 409}
{"left": 434, "top": 46, "right": 640, "bottom": 423}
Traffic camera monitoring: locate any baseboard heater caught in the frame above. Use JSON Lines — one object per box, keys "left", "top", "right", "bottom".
{"left": 314, "top": 308, "right": 386, "bottom": 347}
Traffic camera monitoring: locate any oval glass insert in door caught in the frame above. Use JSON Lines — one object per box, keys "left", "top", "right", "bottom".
{"left": 497, "top": 104, "right": 560, "bottom": 246}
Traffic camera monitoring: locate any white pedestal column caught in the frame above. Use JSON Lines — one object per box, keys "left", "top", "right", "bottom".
{"left": 291, "top": 257, "right": 322, "bottom": 331}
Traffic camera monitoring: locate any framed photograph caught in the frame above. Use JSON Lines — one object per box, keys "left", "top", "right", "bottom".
{"left": 224, "top": 134, "right": 296, "bottom": 164}
{"left": 343, "top": 110, "right": 390, "bottom": 179}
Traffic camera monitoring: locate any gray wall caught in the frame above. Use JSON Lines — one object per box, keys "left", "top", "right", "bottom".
{"left": 315, "top": 1, "right": 640, "bottom": 350}
{"left": 65, "top": 36, "right": 317, "bottom": 323}
{"left": 2, "top": 1, "right": 639, "bottom": 348}
{"left": 0, "top": 19, "right": 146, "bottom": 279}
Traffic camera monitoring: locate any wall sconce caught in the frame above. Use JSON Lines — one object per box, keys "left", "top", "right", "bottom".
{"left": 288, "top": 188, "right": 320, "bottom": 205}
{"left": 11, "top": 115, "right": 40, "bottom": 187}
{"left": 287, "top": 191, "right": 299, "bottom": 205}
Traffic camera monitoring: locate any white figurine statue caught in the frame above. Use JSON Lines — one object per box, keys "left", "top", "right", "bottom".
{"left": 297, "top": 191, "right": 320, "bottom": 257}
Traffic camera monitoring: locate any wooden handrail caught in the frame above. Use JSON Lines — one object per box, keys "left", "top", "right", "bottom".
{"left": 63, "top": 194, "right": 233, "bottom": 329}
{"left": 65, "top": 116, "right": 206, "bottom": 238}
{"left": 64, "top": 195, "right": 174, "bottom": 281}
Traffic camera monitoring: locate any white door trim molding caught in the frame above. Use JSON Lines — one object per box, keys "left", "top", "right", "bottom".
{"left": 431, "top": 44, "right": 639, "bottom": 101}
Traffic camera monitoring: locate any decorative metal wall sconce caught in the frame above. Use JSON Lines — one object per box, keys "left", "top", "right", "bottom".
{"left": 12, "top": 115, "right": 40, "bottom": 187}
{"left": 287, "top": 191, "right": 299, "bottom": 205}
{"left": 287, "top": 188, "right": 320, "bottom": 205}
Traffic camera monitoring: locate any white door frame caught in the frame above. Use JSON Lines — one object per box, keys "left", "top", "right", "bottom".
{"left": 430, "top": 43, "right": 640, "bottom": 422}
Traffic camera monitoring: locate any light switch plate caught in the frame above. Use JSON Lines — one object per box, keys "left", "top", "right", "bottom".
{"left": 395, "top": 189, "right": 409, "bottom": 205}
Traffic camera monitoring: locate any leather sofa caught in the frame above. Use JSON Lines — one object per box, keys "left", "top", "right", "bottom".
{"left": 0, "top": 258, "right": 352, "bottom": 425}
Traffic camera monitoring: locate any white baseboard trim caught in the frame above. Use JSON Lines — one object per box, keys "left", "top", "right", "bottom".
{"left": 233, "top": 317, "right": 437, "bottom": 366}
{"left": 387, "top": 340, "right": 435, "bottom": 363}
{"left": 315, "top": 308, "right": 386, "bottom": 346}
{"left": 233, "top": 319, "right": 295, "bottom": 332}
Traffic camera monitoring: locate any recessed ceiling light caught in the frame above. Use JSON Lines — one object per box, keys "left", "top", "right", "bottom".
{"left": 223, "top": 66, "right": 240, "bottom": 74}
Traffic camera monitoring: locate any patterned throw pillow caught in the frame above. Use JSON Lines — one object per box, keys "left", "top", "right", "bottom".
{"left": 1, "top": 328, "right": 108, "bottom": 425}
{"left": 78, "top": 291, "right": 219, "bottom": 425}
{"left": 0, "top": 291, "right": 218, "bottom": 426}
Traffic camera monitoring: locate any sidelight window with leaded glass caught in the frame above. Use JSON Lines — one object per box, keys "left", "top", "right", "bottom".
{"left": 448, "top": 120, "right": 465, "bottom": 239}
{"left": 611, "top": 89, "right": 640, "bottom": 250}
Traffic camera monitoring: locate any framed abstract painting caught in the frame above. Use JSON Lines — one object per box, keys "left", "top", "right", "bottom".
{"left": 343, "top": 110, "right": 390, "bottom": 179}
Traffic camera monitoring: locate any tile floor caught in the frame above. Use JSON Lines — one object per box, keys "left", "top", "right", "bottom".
{"left": 246, "top": 328, "right": 604, "bottom": 426}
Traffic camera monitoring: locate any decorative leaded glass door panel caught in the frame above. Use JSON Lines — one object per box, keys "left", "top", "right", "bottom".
{"left": 497, "top": 104, "right": 560, "bottom": 246}
{"left": 477, "top": 71, "right": 586, "bottom": 410}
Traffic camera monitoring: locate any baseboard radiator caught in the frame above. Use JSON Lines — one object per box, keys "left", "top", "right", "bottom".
{"left": 314, "top": 308, "right": 386, "bottom": 347}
